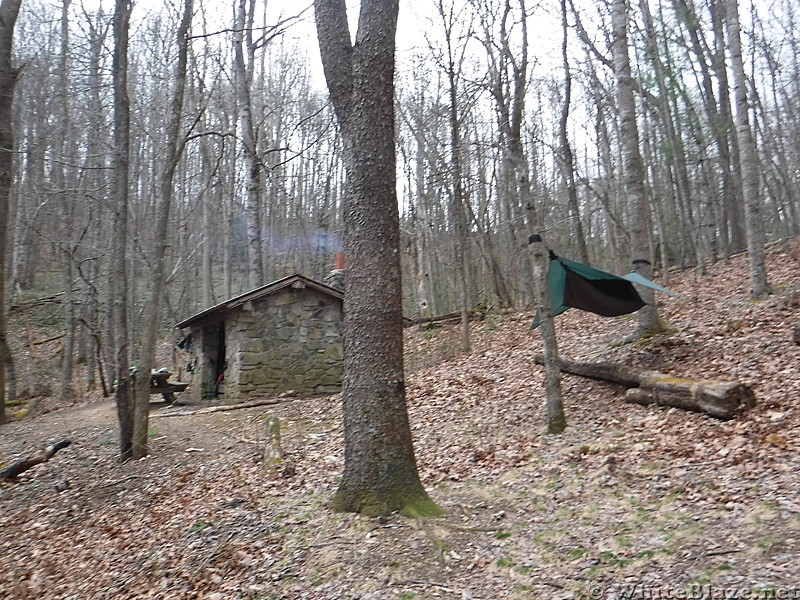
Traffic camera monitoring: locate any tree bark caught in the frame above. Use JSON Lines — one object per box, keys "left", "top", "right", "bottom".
{"left": 132, "top": 0, "right": 193, "bottom": 458}
{"left": 233, "top": 0, "right": 263, "bottom": 290}
{"left": 672, "top": 0, "right": 739, "bottom": 259}
{"left": 435, "top": 0, "right": 472, "bottom": 351}
{"left": 529, "top": 235, "right": 567, "bottom": 434}
{"left": 0, "top": 0, "right": 23, "bottom": 425}
{"left": 315, "top": 0, "right": 440, "bottom": 517}
{"left": 480, "top": 0, "right": 535, "bottom": 307}
{"left": 611, "top": 0, "right": 667, "bottom": 336}
{"left": 640, "top": 0, "right": 703, "bottom": 272}
{"left": 709, "top": 0, "right": 746, "bottom": 253}
{"left": 558, "top": 0, "right": 589, "bottom": 265}
{"left": 112, "top": 0, "right": 133, "bottom": 460}
{"left": 724, "top": 0, "right": 769, "bottom": 297}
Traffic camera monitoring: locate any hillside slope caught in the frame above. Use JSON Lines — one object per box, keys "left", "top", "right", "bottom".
{"left": 0, "top": 240, "right": 798, "bottom": 600}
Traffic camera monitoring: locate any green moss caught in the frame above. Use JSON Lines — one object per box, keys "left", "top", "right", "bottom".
{"left": 331, "top": 486, "right": 446, "bottom": 518}
{"left": 400, "top": 496, "right": 447, "bottom": 518}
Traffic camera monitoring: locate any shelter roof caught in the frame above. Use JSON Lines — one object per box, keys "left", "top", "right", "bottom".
{"left": 176, "top": 273, "right": 343, "bottom": 329}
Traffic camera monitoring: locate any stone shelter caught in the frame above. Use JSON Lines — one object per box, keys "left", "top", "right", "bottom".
{"left": 176, "top": 273, "right": 343, "bottom": 402}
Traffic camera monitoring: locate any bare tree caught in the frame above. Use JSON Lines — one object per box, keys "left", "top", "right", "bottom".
{"left": 233, "top": 0, "right": 263, "bottom": 289}
{"left": 558, "top": 0, "right": 589, "bottom": 265}
{"left": 611, "top": 0, "right": 666, "bottom": 337}
{"left": 0, "top": 0, "right": 23, "bottom": 425}
{"left": 478, "top": 0, "right": 537, "bottom": 307}
{"left": 433, "top": 0, "right": 473, "bottom": 351}
{"left": 132, "top": 0, "right": 193, "bottom": 458}
{"left": 315, "top": 0, "right": 441, "bottom": 516}
{"left": 724, "top": 0, "right": 769, "bottom": 297}
{"left": 111, "top": 0, "right": 133, "bottom": 459}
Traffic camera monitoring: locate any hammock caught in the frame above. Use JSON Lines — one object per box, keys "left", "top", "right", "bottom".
{"left": 530, "top": 253, "right": 685, "bottom": 329}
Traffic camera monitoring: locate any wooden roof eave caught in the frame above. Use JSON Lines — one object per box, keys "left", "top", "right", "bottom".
{"left": 175, "top": 273, "right": 344, "bottom": 330}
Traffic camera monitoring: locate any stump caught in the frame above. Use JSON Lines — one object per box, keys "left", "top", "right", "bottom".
{"left": 263, "top": 415, "right": 283, "bottom": 470}
{"left": 533, "top": 356, "right": 756, "bottom": 420}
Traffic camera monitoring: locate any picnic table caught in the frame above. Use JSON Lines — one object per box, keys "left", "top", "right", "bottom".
{"left": 132, "top": 368, "right": 188, "bottom": 404}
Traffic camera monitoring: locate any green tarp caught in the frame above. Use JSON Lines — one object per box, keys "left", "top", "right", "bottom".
{"left": 530, "top": 255, "right": 684, "bottom": 330}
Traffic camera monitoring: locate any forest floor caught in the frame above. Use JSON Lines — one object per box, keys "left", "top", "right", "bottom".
{"left": 1, "top": 240, "right": 800, "bottom": 600}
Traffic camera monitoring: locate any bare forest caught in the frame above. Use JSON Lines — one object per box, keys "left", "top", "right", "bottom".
{"left": 1, "top": 0, "right": 800, "bottom": 596}
{"left": 1, "top": 0, "right": 799, "bottom": 409}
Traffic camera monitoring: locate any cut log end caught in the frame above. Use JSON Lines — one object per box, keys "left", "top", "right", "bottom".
{"left": 623, "top": 381, "right": 756, "bottom": 420}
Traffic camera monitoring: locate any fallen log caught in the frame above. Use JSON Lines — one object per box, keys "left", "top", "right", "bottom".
{"left": 404, "top": 308, "right": 491, "bottom": 328}
{"left": 152, "top": 396, "right": 290, "bottom": 418}
{"left": 533, "top": 356, "right": 756, "bottom": 420}
{"left": 0, "top": 439, "right": 72, "bottom": 480}
{"left": 9, "top": 289, "right": 80, "bottom": 312}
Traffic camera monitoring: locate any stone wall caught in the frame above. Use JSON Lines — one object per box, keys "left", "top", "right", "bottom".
{"left": 226, "top": 287, "right": 343, "bottom": 399}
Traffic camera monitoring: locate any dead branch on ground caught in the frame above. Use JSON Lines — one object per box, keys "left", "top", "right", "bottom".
{"left": 152, "top": 397, "right": 293, "bottom": 418}
{"left": 0, "top": 439, "right": 72, "bottom": 480}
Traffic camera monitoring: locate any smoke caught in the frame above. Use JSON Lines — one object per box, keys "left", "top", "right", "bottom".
{"left": 267, "top": 230, "right": 343, "bottom": 253}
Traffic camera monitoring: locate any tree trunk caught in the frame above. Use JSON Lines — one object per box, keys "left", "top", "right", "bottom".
{"left": 709, "top": 0, "right": 746, "bottom": 253}
{"left": 200, "top": 135, "right": 215, "bottom": 309}
{"left": 132, "top": 0, "right": 192, "bottom": 459}
{"left": 112, "top": 0, "right": 133, "bottom": 460}
{"left": 436, "top": 0, "right": 472, "bottom": 351}
{"left": 558, "top": 0, "right": 589, "bottom": 265}
{"left": 640, "top": 0, "right": 703, "bottom": 273}
{"left": 724, "top": 0, "right": 769, "bottom": 297}
{"left": 480, "top": 0, "right": 535, "bottom": 307}
{"left": 315, "top": 0, "right": 440, "bottom": 517}
{"left": 60, "top": 254, "right": 75, "bottom": 400}
{"left": 233, "top": 0, "right": 263, "bottom": 290}
{"left": 672, "top": 0, "right": 739, "bottom": 259}
{"left": 0, "top": 0, "right": 23, "bottom": 425}
{"left": 611, "top": 0, "right": 667, "bottom": 336}
{"left": 56, "top": 0, "right": 76, "bottom": 402}
{"left": 529, "top": 235, "right": 567, "bottom": 434}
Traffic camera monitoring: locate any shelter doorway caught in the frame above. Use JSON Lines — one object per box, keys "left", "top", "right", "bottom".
{"left": 200, "top": 321, "right": 226, "bottom": 399}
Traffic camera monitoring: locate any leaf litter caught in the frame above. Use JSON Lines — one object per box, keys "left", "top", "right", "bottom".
{"left": 1, "top": 240, "right": 799, "bottom": 599}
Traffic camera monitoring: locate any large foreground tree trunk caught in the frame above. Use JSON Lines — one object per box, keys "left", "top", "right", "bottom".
{"left": 0, "top": 0, "right": 23, "bottom": 425}
{"left": 315, "top": 0, "right": 440, "bottom": 517}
